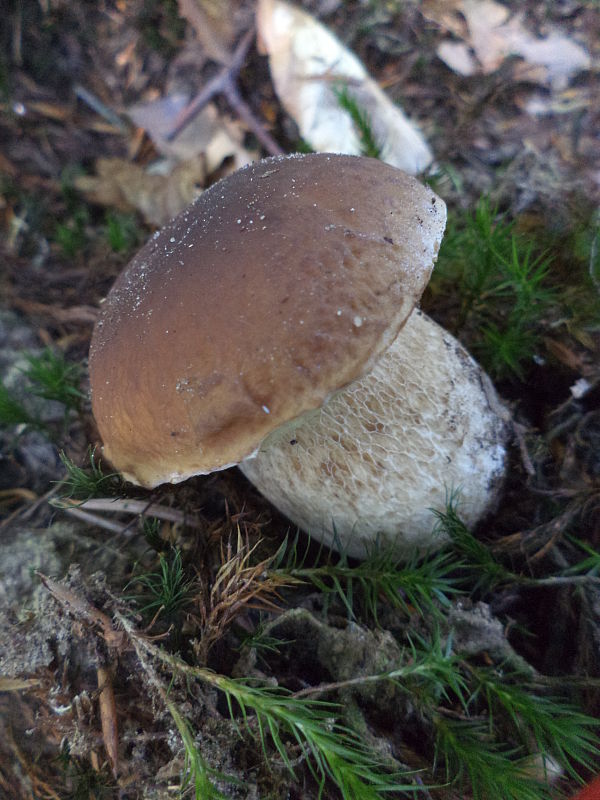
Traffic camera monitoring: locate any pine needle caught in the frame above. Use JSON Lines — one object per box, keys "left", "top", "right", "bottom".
{"left": 271, "top": 533, "right": 460, "bottom": 621}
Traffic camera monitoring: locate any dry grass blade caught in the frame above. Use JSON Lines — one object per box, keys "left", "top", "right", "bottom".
{"left": 59, "top": 505, "right": 128, "bottom": 534}
{"left": 57, "top": 497, "right": 203, "bottom": 529}
{"left": 0, "top": 678, "right": 42, "bottom": 692}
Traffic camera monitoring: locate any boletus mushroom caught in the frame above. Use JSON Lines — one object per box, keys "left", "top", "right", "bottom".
{"left": 90, "top": 153, "right": 509, "bottom": 558}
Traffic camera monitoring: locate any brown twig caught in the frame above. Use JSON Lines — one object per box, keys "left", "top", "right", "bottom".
{"left": 495, "top": 502, "right": 581, "bottom": 561}
{"left": 3, "top": 727, "right": 62, "bottom": 800}
{"left": 37, "top": 572, "right": 127, "bottom": 650}
{"left": 167, "top": 29, "right": 284, "bottom": 156}
{"left": 97, "top": 665, "right": 119, "bottom": 777}
{"left": 512, "top": 421, "right": 536, "bottom": 478}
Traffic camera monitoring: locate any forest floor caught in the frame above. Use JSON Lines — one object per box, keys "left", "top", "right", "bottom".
{"left": 0, "top": 1, "right": 599, "bottom": 799}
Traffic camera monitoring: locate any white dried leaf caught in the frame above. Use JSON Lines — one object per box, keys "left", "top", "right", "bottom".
{"left": 508, "top": 28, "right": 591, "bottom": 88}
{"left": 436, "top": 0, "right": 590, "bottom": 89}
{"left": 128, "top": 96, "right": 254, "bottom": 172}
{"left": 436, "top": 41, "right": 477, "bottom": 76}
{"left": 257, "top": 0, "right": 433, "bottom": 174}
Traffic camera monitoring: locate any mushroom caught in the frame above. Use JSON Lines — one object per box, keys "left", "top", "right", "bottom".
{"left": 89, "top": 153, "right": 509, "bottom": 558}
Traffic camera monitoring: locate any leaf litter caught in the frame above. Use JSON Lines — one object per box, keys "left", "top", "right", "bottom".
{"left": 256, "top": 0, "right": 433, "bottom": 172}
{"left": 431, "top": 0, "right": 591, "bottom": 88}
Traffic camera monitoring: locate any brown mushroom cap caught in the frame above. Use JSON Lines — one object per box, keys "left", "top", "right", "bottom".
{"left": 89, "top": 153, "right": 446, "bottom": 487}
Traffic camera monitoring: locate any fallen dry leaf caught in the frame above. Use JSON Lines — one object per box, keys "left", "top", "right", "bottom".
{"left": 257, "top": 0, "right": 433, "bottom": 173}
{"left": 128, "top": 95, "right": 254, "bottom": 170}
{"left": 420, "top": 0, "right": 467, "bottom": 37}
{"left": 74, "top": 157, "right": 206, "bottom": 227}
{"left": 436, "top": 40, "right": 477, "bottom": 76}
{"left": 435, "top": 0, "right": 590, "bottom": 89}
{"left": 177, "top": 0, "right": 237, "bottom": 64}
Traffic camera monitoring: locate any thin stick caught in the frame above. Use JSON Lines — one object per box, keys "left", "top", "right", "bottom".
{"left": 166, "top": 29, "right": 284, "bottom": 156}
{"left": 168, "top": 29, "right": 254, "bottom": 140}
{"left": 521, "top": 574, "right": 600, "bottom": 587}
{"left": 223, "top": 82, "right": 284, "bottom": 156}
{"left": 74, "top": 83, "right": 128, "bottom": 132}
{"left": 59, "top": 506, "right": 127, "bottom": 534}
{"left": 57, "top": 497, "right": 202, "bottom": 529}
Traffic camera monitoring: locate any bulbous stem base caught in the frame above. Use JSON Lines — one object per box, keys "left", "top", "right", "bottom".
{"left": 240, "top": 310, "right": 509, "bottom": 559}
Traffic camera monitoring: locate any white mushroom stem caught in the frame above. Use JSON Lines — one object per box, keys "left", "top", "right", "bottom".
{"left": 240, "top": 310, "right": 509, "bottom": 559}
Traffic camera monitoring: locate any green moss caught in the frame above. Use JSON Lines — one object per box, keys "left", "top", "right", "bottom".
{"left": 104, "top": 211, "right": 141, "bottom": 253}
{"left": 428, "top": 198, "right": 556, "bottom": 380}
